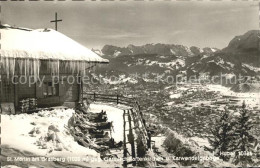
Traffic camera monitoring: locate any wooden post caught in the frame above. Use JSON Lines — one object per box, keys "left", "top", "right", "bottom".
{"left": 93, "top": 92, "right": 96, "bottom": 101}
{"left": 14, "top": 76, "right": 18, "bottom": 113}
{"left": 128, "top": 110, "right": 136, "bottom": 166}
{"left": 123, "top": 110, "right": 127, "bottom": 167}
{"left": 147, "top": 131, "right": 151, "bottom": 149}
{"left": 81, "top": 80, "right": 84, "bottom": 100}
{"left": 130, "top": 108, "right": 136, "bottom": 127}
{"left": 117, "top": 95, "right": 119, "bottom": 104}
{"left": 0, "top": 74, "right": 2, "bottom": 113}
{"left": 77, "top": 73, "right": 82, "bottom": 103}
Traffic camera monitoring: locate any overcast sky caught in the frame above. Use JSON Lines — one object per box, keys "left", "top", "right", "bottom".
{"left": 1, "top": 1, "right": 259, "bottom": 50}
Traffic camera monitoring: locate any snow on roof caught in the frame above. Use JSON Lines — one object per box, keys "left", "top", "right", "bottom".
{"left": 0, "top": 25, "right": 108, "bottom": 63}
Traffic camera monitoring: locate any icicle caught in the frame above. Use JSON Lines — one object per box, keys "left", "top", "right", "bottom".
{"left": 11, "top": 58, "right": 15, "bottom": 76}
{"left": 6, "top": 57, "right": 10, "bottom": 79}
{"left": 18, "top": 59, "right": 22, "bottom": 75}
{"left": 57, "top": 60, "right": 59, "bottom": 75}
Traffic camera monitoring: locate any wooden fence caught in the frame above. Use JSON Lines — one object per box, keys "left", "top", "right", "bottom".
{"left": 83, "top": 92, "right": 149, "bottom": 159}
{"left": 83, "top": 92, "right": 137, "bottom": 106}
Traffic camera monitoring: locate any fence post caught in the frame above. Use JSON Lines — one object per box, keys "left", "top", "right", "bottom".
{"left": 117, "top": 95, "right": 119, "bottom": 104}
{"left": 128, "top": 110, "right": 136, "bottom": 166}
{"left": 94, "top": 92, "right": 96, "bottom": 101}
{"left": 123, "top": 110, "right": 127, "bottom": 167}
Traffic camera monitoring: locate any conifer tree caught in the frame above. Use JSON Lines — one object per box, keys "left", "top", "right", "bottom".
{"left": 232, "top": 101, "right": 255, "bottom": 166}
{"left": 208, "top": 107, "right": 236, "bottom": 161}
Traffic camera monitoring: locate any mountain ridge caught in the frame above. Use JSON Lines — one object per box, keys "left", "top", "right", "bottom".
{"left": 100, "top": 43, "right": 219, "bottom": 57}
{"left": 93, "top": 30, "right": 260, "bottom": 92}
{"left": 223, "top": 30, "right": 260, "bottom": 53}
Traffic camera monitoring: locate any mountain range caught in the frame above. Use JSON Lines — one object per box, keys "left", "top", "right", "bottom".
{"left": 100, "top": 44, "right": 219, "bottom": 58}
{"left": 92, "top": 30, "right": 260, "bottom": 92}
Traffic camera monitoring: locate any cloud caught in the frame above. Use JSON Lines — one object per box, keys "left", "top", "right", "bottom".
{"left": 169, "top": 30, "right": 195, "bottom": 37}
{"left": 81, "top": 29, "right": 149, "bottom": 39}
{"left": 101, "top": 33, "right": 148, "bottom": 39}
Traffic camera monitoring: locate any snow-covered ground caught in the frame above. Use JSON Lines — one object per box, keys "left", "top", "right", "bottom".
{"left": 1, "top": 108, "right": 104, "bottom": 167}
{"left": 170, "top": 93, "right": 182, "bottom": 99}
{"left": 1, "top": 103, "right": 131, "bottom": 167}
{"left": 2, "top": 109, "right": 98, "bottom": 158}
{"left": 152, "top": 128, "right": 233, "bottom": 167}
{"left": 166, "top": 101, "right": 176, "bottom": 106}
{"left": 145, "top": 58, "right": 185, "bottom": 70}
{"left": 102, "top": 75, "right": 138, "bottom": 85}
{"left": 166, "top": 84, "right": 260, "bottom": 110}
{"left": 190, "top": 136, "right": 210, "bottom": 148}
{"left": 152, "top": 135, "right": 179, "bottom": 167}
{"left": 206, "top": 84, "right": 260, "bottom": 108}
{"left": 242, "top": 63, "right": 260, "bottom": 72}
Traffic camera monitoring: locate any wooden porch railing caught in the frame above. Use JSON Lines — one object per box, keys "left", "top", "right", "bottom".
{"left": 83, "top": 92, "right": 137, "bottom": 106}
{"left": 82, "top": 92, "right": 150, "bottom": 163}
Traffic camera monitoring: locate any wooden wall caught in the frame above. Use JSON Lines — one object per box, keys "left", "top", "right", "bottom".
{"left": 0, "top": 78, "right": 15, "bottom": 102}
{"left": 0, "top": 60, "right": 85, "bottom": 111}
{"left": 0, "top": 74, "right": 80, "bottom": 110}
